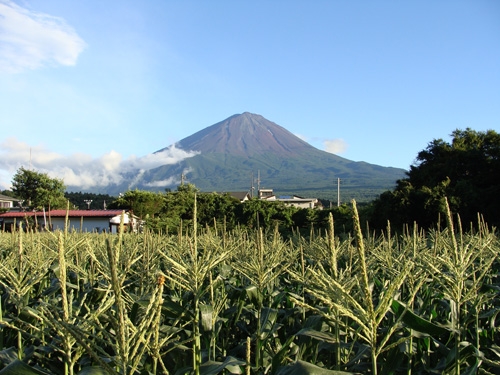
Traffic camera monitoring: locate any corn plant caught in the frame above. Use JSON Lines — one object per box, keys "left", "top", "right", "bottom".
{"left": 158, "top": 196, "right": 235, "bottom": 375}
{"left": 416, "top": 199, "right": 498, "bottom": 374}
{"left": 1, "top": 200, "right": 499, "bottom": 374}
{"left": 291, "top": 201, "right": 418, "bottom": 374}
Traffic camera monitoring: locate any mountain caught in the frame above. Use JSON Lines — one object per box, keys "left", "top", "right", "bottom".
{"left": 172, "top": 112, "right": 312, "bottom": 157}
{"left": 135, "top": 112, "right": 406, "bottom": 203}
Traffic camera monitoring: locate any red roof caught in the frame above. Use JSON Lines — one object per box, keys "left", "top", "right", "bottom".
{"left": 0, "top": 210, "right": 125, "bottom": 218}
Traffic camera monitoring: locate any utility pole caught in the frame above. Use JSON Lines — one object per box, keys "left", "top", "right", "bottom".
{"left": 250, "top": 172, "right": 254, "bottom": 198}
{"left": 337, "top": 178, "right": 340, "bottom": 207}
{"left": 257, "top": 170, "right": 261, "bottom": 193}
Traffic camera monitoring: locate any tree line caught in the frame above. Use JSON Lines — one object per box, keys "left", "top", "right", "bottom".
{"left": 5, "top": 128, "right": 500, "bottom": 233}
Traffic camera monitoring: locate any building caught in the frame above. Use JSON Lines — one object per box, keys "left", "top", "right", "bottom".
{"left": 0, "top": 194, "right": 22, "bottom": 210}
{"left": 225, "top": 191, "right": 251, "bottom": 202}
{"left": 258, "top": 189, "right": 321, "bottom": 209}
{"left": 0, "top": 209, "right": 138, "bottom": 233}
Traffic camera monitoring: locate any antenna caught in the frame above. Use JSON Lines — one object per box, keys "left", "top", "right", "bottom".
{"left": 84, "top": 199, "right": 93, "bottom": 210}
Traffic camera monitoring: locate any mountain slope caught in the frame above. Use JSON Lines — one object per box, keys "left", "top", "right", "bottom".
{"left": 140, "top": 113, "right": 406, "bottom": 202}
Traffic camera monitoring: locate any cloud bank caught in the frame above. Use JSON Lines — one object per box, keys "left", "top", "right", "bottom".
{"left": 324, "top": 138, "right": 348, "bottom": 154}
{"left": 0, "top": 138, "right": 198, "bottom": 190}
{"left": 0, "top": 0, "right": 86, "bottom": 73}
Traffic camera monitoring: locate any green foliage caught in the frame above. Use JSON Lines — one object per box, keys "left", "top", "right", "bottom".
{"left": 370, "top": 128, "right": 500, "bottom": 230}
{"left": 109, "top": 185, "right": 244, "bottom": 234}
{"left": 241, "top": 198, "right": 297, "bottom": 230}
{"left": 11, "top": 167, "right": 67, "bottom": 210}
{"left": 64, "top": 192, "right": 116, "bottom": 211}
{"left": 110, "top": 189, "right": 165, "bottom": 219}
{"left": 106, "top": 185, "right": 362, "bottom": 237}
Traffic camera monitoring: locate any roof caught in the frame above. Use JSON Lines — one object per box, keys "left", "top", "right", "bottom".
{"left": 226, "top": 191, "right": 250, "bottom": 200}
{"left": 0, "top": 209, "right": 126, "bottom": 219}
{"left": 0, "top": 194, "right": 21, "bottom": 201}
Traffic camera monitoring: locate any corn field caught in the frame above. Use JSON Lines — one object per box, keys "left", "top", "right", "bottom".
{"left": 0, "top": 200, "right": 499, "bottom": 375}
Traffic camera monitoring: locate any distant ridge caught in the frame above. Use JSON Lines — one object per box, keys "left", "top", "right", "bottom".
{"left": 141, "top": 113, "right": 406, "bottom": 202}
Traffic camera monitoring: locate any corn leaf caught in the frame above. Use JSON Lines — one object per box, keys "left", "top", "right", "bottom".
{"left": 199, "top": 356, "right": 245, "bottom": 375}
{"left": 0, "top": 348, "right": 17, "bottom": 368}
{"left": 199, "top": 303, "right": 213, "bottom": 332}
{"left": 0, "top": 360, "right": 51, "bottom": 375}
{"left": 259, "top": 307, "right": 279, "bottom": 340}
{"left": 295, "top": 328, "right": 337, "bottom": 344}
{"left": 391, "top": 300, "right": 449, "bottom": 336}
{"left": 77, "top": 367, "right": 109, "bottom": 375}
{"left": 276, "top": 360, "right": 361, "bottom": 375}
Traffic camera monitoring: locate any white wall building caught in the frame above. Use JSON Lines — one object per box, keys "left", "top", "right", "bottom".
{"left": 0, "top": 209, "right": 138, "bottom": 233}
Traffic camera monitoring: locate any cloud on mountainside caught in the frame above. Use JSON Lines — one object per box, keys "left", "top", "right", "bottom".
{"left": 324, "top": 138, "right": 348, "bottom": 154}
{"left": 0, "top": 0, "right": 86, "bottom": 73}
{"left": 143, "top": 167, "right": 194, "bottom": 188}
{"left": 295, "top": 133, "right": 348, "bottom": 155}
{"left": 0, "top": 138, "right": 199, "bottom": 190}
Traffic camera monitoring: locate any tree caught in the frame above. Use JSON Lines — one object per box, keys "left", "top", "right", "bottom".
{"left": 110, "top": 189, "right": 165, "bottom": 219}
{"left": 195, "top": 192, "right": 240, "bottom": 230}
{"left": 65, "top": 191, "right": 116, "bottom": 210}
{"left": 370, "top": 128, "right": 500, "bottom": 229}
{"left": 241, "top": 198, "right": 297, "bottom": 230}
{"left": 11, "top": 167, "right": 67, "bottom": 210}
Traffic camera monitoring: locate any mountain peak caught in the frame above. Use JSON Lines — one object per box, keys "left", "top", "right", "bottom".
{"left": 166, "top": 112, "right": 312, "bottom": 157}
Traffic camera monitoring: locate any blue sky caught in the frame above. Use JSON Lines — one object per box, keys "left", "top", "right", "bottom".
{"left": 0, "top": 0, "right": 499, "bottom": 191}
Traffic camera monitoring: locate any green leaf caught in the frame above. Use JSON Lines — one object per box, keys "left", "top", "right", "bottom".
{"left": 0, "top": 348, "right": 17, "bottom": 368}
{"left": 0, "top": 360, "right": 51, "bottom": 375}
{"left": 200, "top": 303, "right": 214, "bottom": 332}
{"left": 275, "top": 360, "right": 361, "bottom": 375}
{"left": 271, "top": 334, "right": 296, "bottom": 373}
{"left": 443, "top": 342, "right": 481, "bottom": 374}
{"left": 391, "top": 300, "right": 449, "bottom": 336}
{"left": 295, "top": 328, "right": 337, "bottom": 344}
{"left": 245, "top": 285, "right": 263, "bottom": 308}
{"left": 259, "top": 307, "right": 278, "bottom": 340}
{"left": 77, "top": 367, "right": 108, "bottom": 375}
{"left": 162, "top": 298, "right": 193, "bottom": 321}
{"left": 199, "top": 356, "right": 245, "bottom": 375}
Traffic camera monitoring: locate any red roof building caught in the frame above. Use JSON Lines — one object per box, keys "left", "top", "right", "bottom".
{"left": 0, "top": 209, "right": 136, "bottom": 233}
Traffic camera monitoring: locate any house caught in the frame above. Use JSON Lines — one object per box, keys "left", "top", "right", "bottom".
{"left": 214, "top": 191, "right": 251, "bottom": 202}
{"left": 226, "top": 191, "right": 251, "bottom": 202}
{"left": 0, "top": 209, "right": 138, "bottom": 233}
{"left": 274, "top": 195, "right": 322, "bottom": 209}
{"left": 0, "top": 194, "right": 22, "bottom": 210}
{"left": 258, "top": 189, "right": 322, "bottom": 209}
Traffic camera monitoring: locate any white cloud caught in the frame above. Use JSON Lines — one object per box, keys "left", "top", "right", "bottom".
{"left": 294, "top": 133, "right": 308, "bottom": 142}
{"left": 144, "top": 176, "right": 181, "bottom": 188}
{"left": 143, "top": 167, "right": 193, "bottom": 188}
{"left": 0, "top": 138, "right": 199, "bottom": 190}
{"left": 0, "top": 0, "right": 86, "bottom": 73}
{"left": 324, "top": 138, "right": 348, "bottom": 154}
